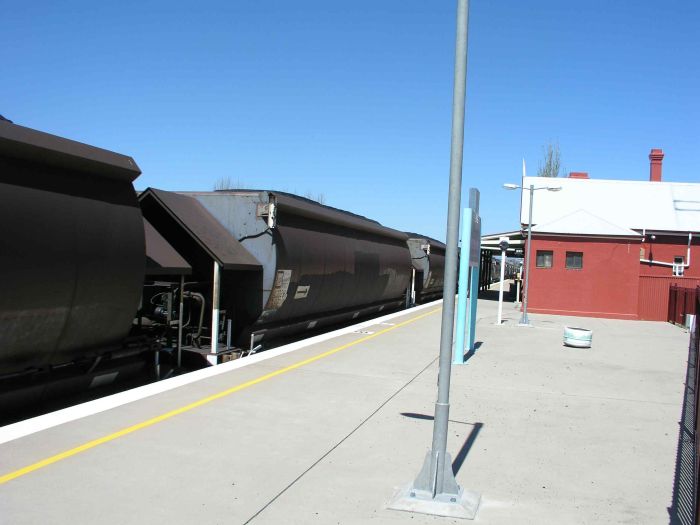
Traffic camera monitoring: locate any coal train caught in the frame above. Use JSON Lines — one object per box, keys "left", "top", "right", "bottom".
{"left": 0, "top": 120, "right": 445, "bottom": 406}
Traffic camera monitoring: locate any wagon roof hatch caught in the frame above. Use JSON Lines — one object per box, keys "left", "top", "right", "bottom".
{"left": 405, "top": 234, "right": 447, "bottom": 250}
{"left": 0, "top": 120, "right": 141, "bottom": 182}
{"left": 271, "top": 191, "right": 410, "bottom": 241}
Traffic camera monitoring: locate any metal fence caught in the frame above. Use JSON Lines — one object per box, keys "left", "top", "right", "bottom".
{"left": 694, "top": 306, "right": 700, "bottom": 525}
{"left": 668, "top": 308, "right": 700, "bottom": 524}
{"left": 668, "top": 308, "right": 700, "bottom": 525}
{"left": 692, "top": 308, "right": 700, "bottom": 525}
{"left": 668, "top": 285, "right": 700, "bottom": 326}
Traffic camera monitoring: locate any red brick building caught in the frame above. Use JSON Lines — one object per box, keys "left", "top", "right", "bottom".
{"left": 519, "top": 150, "right": 700, "bottom": 321}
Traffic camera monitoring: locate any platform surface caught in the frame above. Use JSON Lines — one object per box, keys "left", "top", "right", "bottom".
{"left": 0, "top": 293, "right": 690, "bottom": 524}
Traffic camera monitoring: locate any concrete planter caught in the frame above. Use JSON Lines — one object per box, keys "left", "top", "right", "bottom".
{"left": 564, "top": 326, "right": 593, "bottom": 348}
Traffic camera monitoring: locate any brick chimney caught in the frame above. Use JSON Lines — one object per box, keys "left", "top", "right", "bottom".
{"left": 568, "top": 172, "right": 589, "bottom": 179}
{"left": 649, "top": 148, "right": 664, "bottom": 182}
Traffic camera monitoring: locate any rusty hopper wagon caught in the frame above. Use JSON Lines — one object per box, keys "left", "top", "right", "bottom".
{"left": 406, "top": 236, "right": 446, "bottom": 304}
{"left": 0, "top": 120, "right": 146, "bottom": 376}
{"left": 138, "top": 189, "right": 415, "bottom": 362}
{"left": 0, "top": 120, "right": 192, "bottom": 412}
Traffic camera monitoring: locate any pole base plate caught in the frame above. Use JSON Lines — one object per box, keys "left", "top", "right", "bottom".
{"left": 388, "top": 485, "right": 480, "bottom": 520}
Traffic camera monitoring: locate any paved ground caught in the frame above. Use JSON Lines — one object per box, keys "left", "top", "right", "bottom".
{"left": 0, "top": 290, "right": 691, "bottom": 524}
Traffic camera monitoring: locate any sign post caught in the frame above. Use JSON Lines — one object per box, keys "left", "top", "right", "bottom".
{"left": 496, "top": 237, "right": 508, "bottom": 325}
{"left": 467, "top": 263, "right": 479, "bottom": 351}
{"left": 454, "top": 189, "right": 481, "bottom": 364}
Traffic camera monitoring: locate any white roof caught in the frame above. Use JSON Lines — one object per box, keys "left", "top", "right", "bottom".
{"left": 480, "top": 230, "right": 525, "bottom": 251}
{"left": 532, "top": 209, "right": 641, "bottom": 237}
{"left": 481, "top": 230, "right": 522, "bottom": 241}
{"left": 520, "top": 176, "right": 700, "bottom": 233}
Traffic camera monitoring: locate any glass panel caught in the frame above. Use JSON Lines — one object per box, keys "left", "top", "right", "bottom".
{"left": 536, "top": 250, "right": 553, "bottom": 268}
{"left": 566, "top": 251, "right": 583, "bottom": 269}
{"left": 673, "top": 256, "right": 684, "bottom": 276}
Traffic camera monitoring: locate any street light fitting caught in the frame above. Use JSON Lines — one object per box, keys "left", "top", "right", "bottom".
{"left": 500, "top": 181, "right": 563, "bottom": 326}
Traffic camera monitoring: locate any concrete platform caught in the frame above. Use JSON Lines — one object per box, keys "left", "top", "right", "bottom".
{"left": 0, "top": 295, "right": 690, "bottom": 524}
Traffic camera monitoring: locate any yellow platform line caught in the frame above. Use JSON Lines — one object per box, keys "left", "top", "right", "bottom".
{"left": 0, "top": 307, "right": 441, "bottom": 485}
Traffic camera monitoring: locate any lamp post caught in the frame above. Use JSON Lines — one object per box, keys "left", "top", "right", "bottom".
{"left": 503, "top": 183, "right": 561, "bottom": 326}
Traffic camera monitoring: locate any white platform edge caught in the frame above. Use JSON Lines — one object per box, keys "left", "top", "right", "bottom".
{"left": 0, "top": 299, "right": 442, "bottom": 444}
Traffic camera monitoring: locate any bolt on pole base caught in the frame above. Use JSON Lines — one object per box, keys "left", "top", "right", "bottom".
{"left": 387, "top": 451, "right": 480, "bottom": 520}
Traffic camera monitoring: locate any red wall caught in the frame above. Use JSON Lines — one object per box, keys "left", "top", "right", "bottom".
{"left": 638, "top": 275, "right": 700, "bottom": 320}
{"left": 526, "top": 236, "right": 641, "bottom": 320}
{"left": 638, "top": 235, "right": 700, "bottom": 278}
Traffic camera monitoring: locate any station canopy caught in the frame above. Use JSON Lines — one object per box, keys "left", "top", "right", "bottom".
{"left": 480, "top": 230, "right": 525, "bottom": 256}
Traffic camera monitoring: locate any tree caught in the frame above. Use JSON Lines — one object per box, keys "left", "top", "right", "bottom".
{"left": 537, "top": 143, "right": 561, "bottom": 178}
{"left": 213, "top": 178, "right": 328, "bottom": 205}
{"left": 304, "top": 191, "right": 326, "bottom": 205}
{"left": 213, "top": 176, "right": 231, "bottom": 190}
{"left": 213, "top": 176, "right": 247, "bottom": 190}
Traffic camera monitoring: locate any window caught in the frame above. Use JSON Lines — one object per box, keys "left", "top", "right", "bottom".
{"left": 566, "top": 251, "right": 583, "bottom": 269}
{"left": 536, "top": 250, "right": 553, "bottom": 268}
{"left": 673, "top": 256, "right": 685, "bottom": 276}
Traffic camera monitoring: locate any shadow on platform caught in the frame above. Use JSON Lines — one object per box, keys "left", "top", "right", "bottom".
{"left": 400, "top": 413, "right": 483, "bottom": 475}
{"left": 454, "top": 341, "right": 483, "bottom": 364}
{"left": 462, "top": 347, "right": 477, "bottom": 364}
{"left": 478, "top": 289, "right": 516, "bottom": 302}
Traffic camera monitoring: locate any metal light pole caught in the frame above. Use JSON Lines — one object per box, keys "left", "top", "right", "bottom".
{"left": 520, "top": 184, "right": 534, "bottom": 325}
{"left": 389, "top": 0, "right": 480, "bottom": 519}
{"left": 503, "top": 183, "right": 562, "bottom": 327}
{"left": 424, "top": 0, "right": 466, "bottom": 492}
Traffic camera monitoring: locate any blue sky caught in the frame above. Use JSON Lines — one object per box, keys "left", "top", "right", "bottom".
{"left": 3, "top": 0, "right": 698, "bottom": 241}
